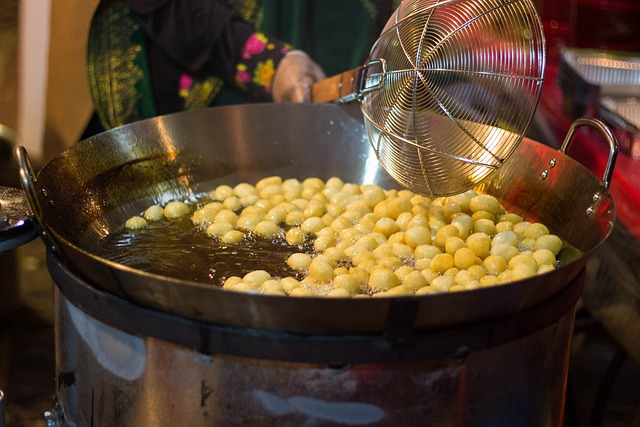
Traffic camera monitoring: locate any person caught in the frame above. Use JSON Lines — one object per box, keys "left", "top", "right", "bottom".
{"left": 87, "top": 0, "right": 398, "bottom": 132}
{"left": 88, "top": 0, "right": 328, "bottom": 131}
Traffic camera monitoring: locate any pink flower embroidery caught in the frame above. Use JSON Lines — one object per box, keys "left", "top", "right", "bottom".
{"left": 179, "top": 74, "right": 193, "bottom": 91}
{"left": 242, "top": 33, "right": 268, "bottom": 59}
{"left": 179, "top": 73, "right": 193, "bottom": 98}
{"left": 235, "top": 64, "right": 251, "bottom": 89}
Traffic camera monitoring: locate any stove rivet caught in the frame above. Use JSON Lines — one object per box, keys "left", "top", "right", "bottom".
{"left": 549, "top": 159, "right": 556, "bottom": 168}
{"left": 540, "top": 170, "right": 548, "bottom": 180}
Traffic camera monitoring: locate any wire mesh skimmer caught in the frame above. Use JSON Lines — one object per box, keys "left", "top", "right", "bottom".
{"left": 312, "top": 0, "right": 546, "bottom": 198}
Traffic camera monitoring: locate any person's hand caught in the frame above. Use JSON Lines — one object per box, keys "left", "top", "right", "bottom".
{"left": 272, "top": 50, "right": 326, "bottom": 103}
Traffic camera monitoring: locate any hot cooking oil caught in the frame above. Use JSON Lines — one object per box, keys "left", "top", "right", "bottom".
{"left": 93, "top": 212, "right": 306, "bottom": 286}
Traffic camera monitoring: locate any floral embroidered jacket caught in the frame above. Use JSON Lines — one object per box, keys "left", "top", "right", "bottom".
{"left": 88, "top": 0, "right": 290, "bottom": 130}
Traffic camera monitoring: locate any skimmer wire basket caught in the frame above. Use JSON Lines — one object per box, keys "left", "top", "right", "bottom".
{"left": 315, "top": 0, "right": 546, "bottom": 198}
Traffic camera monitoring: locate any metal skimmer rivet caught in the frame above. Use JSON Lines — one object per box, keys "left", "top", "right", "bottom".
{"left": 540, "top": 170, "right": 548, "bottom": 180}
{"left": 593, "top": 193, "right": 601, "bottom": 202}
{"left": 549, "top": 158, "right": 557, "bottom": 168}
{"left": 586, "top": 206, "right": 594, "bottom": 215}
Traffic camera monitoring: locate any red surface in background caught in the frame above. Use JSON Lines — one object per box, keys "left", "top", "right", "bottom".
{"left": 537, "top": 61, "right": 640, "bottom": 238}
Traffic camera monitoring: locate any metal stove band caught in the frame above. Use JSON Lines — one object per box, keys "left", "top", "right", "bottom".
{"left": 47, "top": 252, "right": 585, "bottom": 365}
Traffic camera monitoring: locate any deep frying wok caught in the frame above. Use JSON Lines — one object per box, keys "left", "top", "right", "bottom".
{"left": 16, "top": 104, "right": 616, "bottom": 334}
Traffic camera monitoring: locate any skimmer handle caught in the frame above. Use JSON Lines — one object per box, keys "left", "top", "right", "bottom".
{"left": 311, "top": 59, "right": 387, "bottom": 104}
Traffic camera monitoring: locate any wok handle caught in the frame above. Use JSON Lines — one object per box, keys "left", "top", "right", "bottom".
{"left": 559, "top": 118, "right": 618, "bottom": 189}
{"left": 14, "top": 146, "right": 60, "bottom": 254}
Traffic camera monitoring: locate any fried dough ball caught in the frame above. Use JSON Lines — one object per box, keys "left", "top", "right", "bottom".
{"left": 223, "top": 279, "right": 258, "bottom": 293}
{"left": 234, "top": 182, "right": 258, "bottom": 198}
{"left": 420, "top": 268, "right": 440, "bottom": 284}
{"left": 257, "top": 176, "right": 283, "bottom": 191}
{"left": 289, "top": 286, "right": 317, "bottom": 297}
{"left": 483, "top": 255, "right": 508, "bottom": 275}
{"left": 368, "top": 266, "right": 400, "bottom": 291}
{"left": 508, "top": 253, "right": 538, "bottom": 271}
{"left": 434, "top": 224, "right": 460, "bottom": 248}
{"left": 280, "top": 277, "right": 301, "bottom": 293}
{"left": 193, "top": 202, "right": 223, "bottom": 224}
{"left": 125, "top": 216, "right": 147, "bottom": 230}
{"left": 164, "top": 201, "right": 190, "bottom": 219}
{"left": 221, "top": 230, "right": 244, "bottom": 244}
{"left": 333, "top": 274, "right": 360, "bottom": 295}
{"left": 492, "top": 231, "right": 518, "bottom": 247}
{"left": 243, "top": 270, "right": 271, "bottom": 286}
{"left": 535, "top": 234, "right": 563, "bottom": 255}
{"left": 287, "top": 253, "right": 312, "bottom": 272}
{"left": 490, "top": 244, "right": 519, "bottom": 263}
{"left": 538, "top": 264, "right": 556, "bottom": 274}
{"left": 445, "top": 236, "right": 466, "bottom": 255}
{"left": 454, "top": 247, "right": 477, "bottom": 270}
{"left": 301, "top": 217, "right": 325, "bottom": 235}
{"left": 474, "top": 218, "right": 496, "bottom": 235}
{"left": 206, "top": 222, "right": 234, "bottom": 237}
{"left": 212, "top": 185, "right": 234, "bottom": 201}
{"left": 495, "top": 221, "right": 514, "bottom": 232}
{"left": 416, "top": 286, "right": 440, "bottom": 295}
{"left": 405, "top": 225, "right": 431, "bottom": 247}
{"left": 466, "top": 232, "right": 491, "bottom": 258}
{"left": 384, "top": 284, "right": 414, "bottom": 296}
{"left": 254, "top": 221, "right": 281, "bottom": 239}
{"left": 215, "top": 209, "right": 238, "bottom": 227}
{"left": 533, "top": 248, "right": 556, "bottom": 267}
{"left": 499, "top": 213, "right": 523, "bottom": 224}
{"left": 524, "top": 223, "right": 551, "bottom": 240}
{"left": 285, "top": 227, "right": 305, "bottom": 245}
{"left": 469, "top": 194, "right": 503, "bottom": 216}
{"left": 431, "top": 253, "right": 455, "bottom": 273}
{"left": 326, "top": 287, "right": 352, "bottom": 298}
{"left": 451, "top": 214, "right": 473, "bottom": 239}
{"left": 402, "top": 270, "right": 428, "bottom": 290}
{"left": 236, "top": 214, "right": 262, "bottom": 232}
{"left": 223, "top": 196, "right": 243, "bottom": 212}
{"left": 308, "top": 255, "right": 335, "bottom": 282}
{"left": 144, "top": 205, "right": 164, "bottom": 221}
{"left": 414, "top": 244, "right": 442, "bottom": 260}
{"left": 431, "top": 275, "right": 455, "bottom": 292}
{"left": 414, "top": 258, "right": 432, "bottom": 271}
{"left": 260, "top": 280, "right": 285, "bottom": 295}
